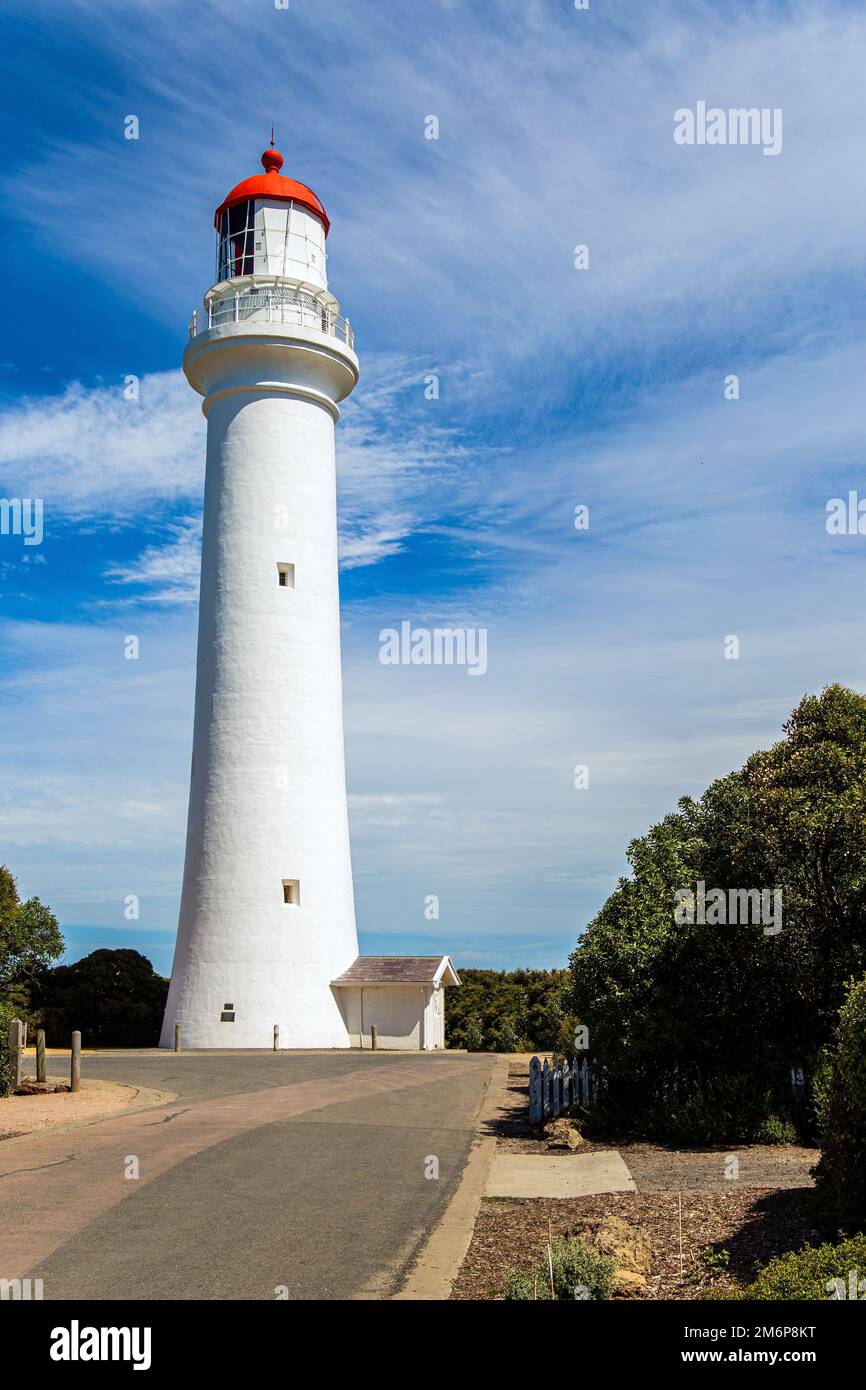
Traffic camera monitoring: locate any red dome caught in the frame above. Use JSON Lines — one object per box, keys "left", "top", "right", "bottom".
{"left": 214, "top": 146, "right": 330, "bottom": 236}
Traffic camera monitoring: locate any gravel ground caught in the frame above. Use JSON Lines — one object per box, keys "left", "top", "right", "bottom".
{"left": 0, "top": 1079, "right": 146, "bottom": 1139}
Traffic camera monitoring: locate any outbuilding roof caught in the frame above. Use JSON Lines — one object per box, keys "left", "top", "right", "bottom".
{"left": 331, "top": 956, "right": 460, "bottom": 987}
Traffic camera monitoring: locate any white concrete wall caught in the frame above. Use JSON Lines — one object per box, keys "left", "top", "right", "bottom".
{"left": 161, "top": 315, "right": 360, "bottom": 1049}
{"left": 335, "top": 986, "right": 362, "bottom": 1047}
{"left": 332, "top": 985, "right": 449, "bottom": 1050}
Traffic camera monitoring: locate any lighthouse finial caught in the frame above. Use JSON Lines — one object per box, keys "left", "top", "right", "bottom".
{"left": 262, "top": 135, "right": 284, "bottom": 175}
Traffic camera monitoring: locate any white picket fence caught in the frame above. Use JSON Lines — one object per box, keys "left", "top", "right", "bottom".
{"left": 529, "top": 1054, "right": 591, "bottom": 1125}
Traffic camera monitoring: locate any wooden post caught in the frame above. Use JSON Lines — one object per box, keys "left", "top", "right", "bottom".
{"left": 581, "top": 1056, "right": 590, "bottom": 1107}
{"left": 273, "top": 1024, "right": 279, "bottom": 1051}
{"left": 529, "top": 1056, "right": 542, "bottom": 1124}
{"left": 542, "top": 1057, "right": 551, "bottom": 1118}
{"left": 10, "top": 1017, "right": 24, "bottom": 1090}
{"left": 70, "top": 1031, "right": 81, "bottom": 1093}
{"left": 174, "top": 1023, "right": 181, "bottom": 1053}
{"left": 371, "top": 1023, "right": 378, "bottom": 1051}
{"left": 552, "top": 1059, "right": 561, "bottom": 1117}
{"left": 562, "top": 1057, "right": 571, "bottom": 1111}
{"left": 36, "top": 1029, "right": 46, "bottom": 1084}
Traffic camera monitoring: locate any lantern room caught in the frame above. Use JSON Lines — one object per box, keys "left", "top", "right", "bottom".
{"left": 214, "top": 144, "right": 330, "bottom": 292}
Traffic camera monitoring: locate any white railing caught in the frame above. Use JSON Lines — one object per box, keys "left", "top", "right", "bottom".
{"left": 189, "top": 287, "right": 354, "bottom": 350}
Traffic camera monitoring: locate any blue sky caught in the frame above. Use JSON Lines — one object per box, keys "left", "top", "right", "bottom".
{"left": 1, "top": 0, "right": 865, "bottom": 977}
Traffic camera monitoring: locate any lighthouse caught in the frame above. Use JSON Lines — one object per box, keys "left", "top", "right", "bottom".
{"left": 159, "top": 142, "right": 360, "bottom": 1049}
{"left": 160, "top": 143, "right": 459, "bottom": 1050}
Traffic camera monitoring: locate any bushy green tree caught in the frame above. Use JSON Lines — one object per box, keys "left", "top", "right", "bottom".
{"left": 569, "top": 685, "right": 866, "bottom": 1143}
{"left": 446, "top": 968, "right": 570, "bottom": 1052}
{"left": 0, "top": 865, "right": 64, "bottom": 998}
{"left": 32, "top": 949, "right": 168, "bottom": 1048}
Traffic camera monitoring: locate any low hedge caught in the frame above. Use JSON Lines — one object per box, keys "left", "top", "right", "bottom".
{"left": 724, "top": 1234, "right": 866, "bottom": 1300}
{"left": 813, "top": 974, "right": 866, "bottom": 1230}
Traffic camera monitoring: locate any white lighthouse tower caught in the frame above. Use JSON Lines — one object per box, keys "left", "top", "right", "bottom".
{"left": 159, "top": 142, "right": 361, "bottom": 1048}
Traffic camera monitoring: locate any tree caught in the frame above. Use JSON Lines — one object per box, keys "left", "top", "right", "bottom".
{"left": 0, "top": 865, "right": 64, "bottom": 999}
{"left": 445, "top": 968, "right": 570, "bottom": 1052}
{"left": 32, "top": 949, "right": 169, "bottom": 1048}
{"left": 568, "top": 685, "right": 866, "bottom": 1143}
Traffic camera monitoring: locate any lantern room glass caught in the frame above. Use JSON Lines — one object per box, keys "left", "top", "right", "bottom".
{"left": 217, "top": 200, "right": 255, "bottom": 281}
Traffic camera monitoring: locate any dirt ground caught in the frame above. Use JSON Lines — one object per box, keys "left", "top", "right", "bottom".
{"left": 451, "top": 1187, "right": 817, "bottom": 1300}
{"left": 0, "top": 1079, "right": 151, "bottom": 1140}
{"left": 453, "top": 1057, "right": 820, "bottom": 1300}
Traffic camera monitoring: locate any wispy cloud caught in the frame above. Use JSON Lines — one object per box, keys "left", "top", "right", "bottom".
{"left": 104, "top": 515, "right": 202, "bottom": 604}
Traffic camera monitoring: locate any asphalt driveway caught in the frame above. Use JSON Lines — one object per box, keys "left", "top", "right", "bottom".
{"left": 0, "top": 1050, "right": 495, "bottom": 1300}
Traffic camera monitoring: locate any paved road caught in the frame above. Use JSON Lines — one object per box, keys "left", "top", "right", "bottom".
{"left": 0, "top": 1051, "right": 495, "bottom": 1300}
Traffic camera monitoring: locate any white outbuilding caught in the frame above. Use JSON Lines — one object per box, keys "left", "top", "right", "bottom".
{"left": 331, "top": 956, "right": 460, "bottom": 1050}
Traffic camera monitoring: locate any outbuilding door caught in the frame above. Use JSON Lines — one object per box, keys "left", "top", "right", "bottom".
{"left": 361, "top": 987, "right": 422, "bottom": 1049}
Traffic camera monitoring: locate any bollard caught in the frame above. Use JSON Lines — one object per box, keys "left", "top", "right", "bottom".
{"left": 174, "top": 1023, "right": 182, "bottom": 1053}
{"left": 70, "top": 1031, "right": 81, "bottom": 1093}
{"left": 370, "top": 1024, "right": 378, "bottom": 1051}
{"left": 36, "top": 1029, "right": 46, "bottom": 1084}
{"left": 273, "top": 1024, "right": 279, "bottom": 1052}
{"left": 10, "top": 1017, "right": 24, "bottom": 1090}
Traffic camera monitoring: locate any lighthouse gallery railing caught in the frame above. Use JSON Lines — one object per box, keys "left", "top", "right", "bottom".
{"left": 189, "top": 286, "right": 354, "bottom": 350}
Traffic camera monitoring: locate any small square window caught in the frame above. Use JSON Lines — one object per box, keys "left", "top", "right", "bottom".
{"left": 220, "top": 1010, "right": 235, "bottom": 1022}
{"left": 278, "top": 563, "right": 295, "bottom": 589}
{"left": 282, "top": 879, "right": 300, "bottom": 906}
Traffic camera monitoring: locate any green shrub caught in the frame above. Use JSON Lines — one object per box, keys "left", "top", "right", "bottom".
{"left": 739, "top": 1234, "right": 866, "bottom": 1300}
{"left": 0, "top": 999, "right": 17, "bottom": 1098}
{"left": 503, "top": 1236, "right": 614, "bottom": 1301}
{"left": 756, "top": 1112, "right": 798, "bottom": 1145}
{"left": 588, "top": 1069, "right": 793, "bottom": 1147}
{"left": 446, "top": 968, "right": 570, "bottom": 1052}
{"left": 813, "top": 974, "right": 866, "bottom": 1229}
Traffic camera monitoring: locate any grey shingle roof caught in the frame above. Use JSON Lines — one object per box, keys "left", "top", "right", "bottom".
{"left": 331, "top": 955, "right": 459, "bottom": 986}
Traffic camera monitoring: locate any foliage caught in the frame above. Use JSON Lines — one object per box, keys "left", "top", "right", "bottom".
{"left": 0, "top": 999, "right": 17, "bottom": 1098}
{"left": 503, "top": 1236, "right": 614, "bottom": 1300}
{"left": 0, "top": 865, "right": 64, "bottom": 996}
{"left": 569, "top": 685, "right": 866, "bottom": 1143}
{"left": 445, "top": 968, "right": 571, "bottom": 1052}
{"left": 686, "top": 1246, "right": 730, "bottom": 1286}
{"left": 726, "top": 1234, "right": 866, "bottom": 1300}
{"left": 813, "top": 974, "right": 866, "bottom": 1230}
{"left": 31, "top": 950, "right": 169, "bottom": 1048}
